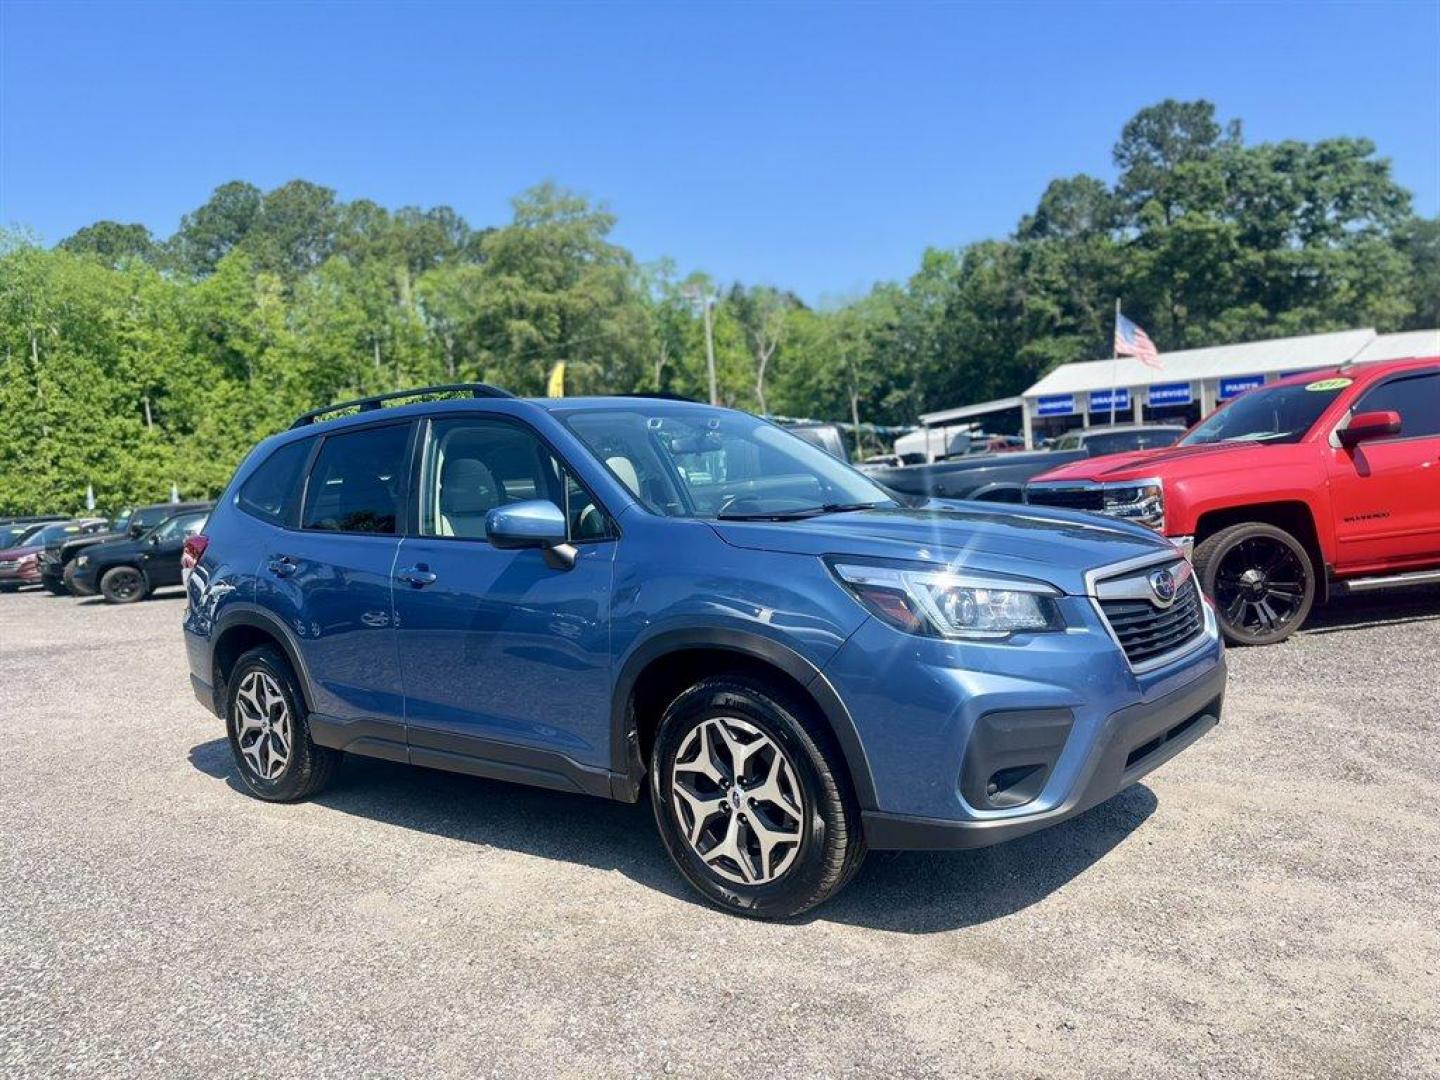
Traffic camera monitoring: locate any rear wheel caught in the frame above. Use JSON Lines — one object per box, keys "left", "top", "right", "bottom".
{"left": 99, "top": 565, "right": 148, "bottom": 604}
{"left": 1194, "top": 522, "right": 1315, "bottom": 646}
{"left": 650, "top": 677, "right": 865, "bottom": 919}
{"left": 225, "top": 645, "right": 339, "bottom": 802}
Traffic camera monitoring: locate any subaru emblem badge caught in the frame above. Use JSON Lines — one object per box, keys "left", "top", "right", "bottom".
{"left": 1148, "top": 567, "right": 1178, "bottom": 605}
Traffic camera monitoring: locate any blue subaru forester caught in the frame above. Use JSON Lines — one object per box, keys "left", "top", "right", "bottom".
{"left": 184, "top": 385, "right": 1225, "bottom": 918}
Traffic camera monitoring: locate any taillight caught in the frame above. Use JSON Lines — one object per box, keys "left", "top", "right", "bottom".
{"left": 182, "top": 534, "right": 209, "bottom": 573}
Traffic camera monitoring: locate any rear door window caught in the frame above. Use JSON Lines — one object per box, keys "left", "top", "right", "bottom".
{"left": 238, "top": 439, "right": 313, "bottom": 525}
{"left": 302, "top": 423, "right": 413, "bottom": 535}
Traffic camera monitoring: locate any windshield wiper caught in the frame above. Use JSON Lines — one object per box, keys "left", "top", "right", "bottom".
{"left": 716, "top": 501, "right": 892, "bottom": 522}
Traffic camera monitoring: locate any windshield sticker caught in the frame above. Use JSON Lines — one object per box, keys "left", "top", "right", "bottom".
{"left": 1304, "top": 377, "right": 1352, "bottom": 392}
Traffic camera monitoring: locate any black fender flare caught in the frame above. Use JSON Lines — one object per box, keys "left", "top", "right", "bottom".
{"left": 209, "top": 603, "right": 318, "bottom": 713}
{"left": 609, "top": 627, "right": 878, "bottom": 810}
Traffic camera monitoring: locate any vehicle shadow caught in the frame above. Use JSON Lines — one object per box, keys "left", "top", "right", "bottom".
{"left": 74, "top": 589, "right": 186, "bottom": 607}
{"left": 1297, "top": 583, "right": 1440, "bottom": 636}
{"left": 187, "top": 737, "right": 1155, "bottom": 934}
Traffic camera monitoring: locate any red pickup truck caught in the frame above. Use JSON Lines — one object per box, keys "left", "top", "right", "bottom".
{"left": 1026, "top": 356, "right": 1440, "bottom": 645}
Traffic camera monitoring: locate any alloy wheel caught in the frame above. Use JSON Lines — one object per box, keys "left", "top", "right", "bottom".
{"left": 234, "top": 671, "right": 293, "bottom": 781}
{"left": 670, "top": 716, "right": 805, "bottom": 885}
{"left": 1212, "top": 536, "right": 1308, "bottom": 639}
{"left": 108, "top": 569, "right": 144, "bottom": 601}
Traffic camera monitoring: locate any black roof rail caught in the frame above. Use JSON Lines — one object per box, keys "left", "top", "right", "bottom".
{"left": 615, "top": 391, "right": 700, "bottom": 403}
{"left": 289, "top": 383, "right": 514, "bottom": 429}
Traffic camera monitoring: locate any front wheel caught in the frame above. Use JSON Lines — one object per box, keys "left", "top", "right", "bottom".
{"left": 650, "top": 677, "right": 865, "bottom": 919}
{"left": 99, "top": 565, "right": 149, "bottom": 604}
{"left": 1193, "top": 522, "right": 1316, "bottom": 646}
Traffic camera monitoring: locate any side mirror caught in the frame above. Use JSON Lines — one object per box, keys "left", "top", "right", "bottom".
{"left": 1338, "top": 410, "right": 1401, "bottom": 448}
{"left": 148, "top": 533, "right": 161, "bottom": 545}
{"left": 485, "top": 500, "right": 576, "bottom": 570}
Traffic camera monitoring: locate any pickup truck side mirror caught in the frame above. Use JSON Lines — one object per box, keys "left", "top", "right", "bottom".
{"left": 1338, "top": 410, "right": 1401, "bottom": 448}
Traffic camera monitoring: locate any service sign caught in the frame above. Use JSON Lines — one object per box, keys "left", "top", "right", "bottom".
{"left": 1147, "top": 382, "right": 1193, "bottom": 407}
{"left": 1036, "top": 394, "right": 1077, "bottom": 417}
{"left": 1219, "top": 375, "right": 1265, "bottom": 400}
{"left": 1088, "top": 388, "right": 1130, "bottom": 413}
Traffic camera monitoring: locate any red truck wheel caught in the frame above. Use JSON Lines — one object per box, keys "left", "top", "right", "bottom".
{"left": 1193, "top": 522, "right": 1316, "bottom": 646}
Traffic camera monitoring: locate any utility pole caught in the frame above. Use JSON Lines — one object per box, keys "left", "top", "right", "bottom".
{"left": 682, "top": 284, "right": 720, "bottom": 405}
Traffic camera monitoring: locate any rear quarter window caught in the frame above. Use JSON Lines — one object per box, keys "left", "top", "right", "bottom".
{"left": 238, "top": 439, "right": 313, "bottom": 526}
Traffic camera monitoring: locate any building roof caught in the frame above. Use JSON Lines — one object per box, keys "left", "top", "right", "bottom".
{"left": 918, "top": 396, "right": 1023, "bottom": 426}
{"left": 1349, "top": 329, "right": 1440, "bottom": 364}
{"left": 1023, "top": 328, "right": 1377, "bottom": 398}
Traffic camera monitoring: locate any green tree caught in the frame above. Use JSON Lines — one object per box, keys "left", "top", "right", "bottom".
{"left": 58, "top": 221, "right": 159, "bottom": 267}
{"left": 169, "top": 180, "right": 263, "bottom": 276}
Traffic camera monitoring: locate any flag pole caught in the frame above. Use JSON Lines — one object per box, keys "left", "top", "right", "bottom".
{"left": 1110, "top": 298, "right": 1120, "bottom": 425}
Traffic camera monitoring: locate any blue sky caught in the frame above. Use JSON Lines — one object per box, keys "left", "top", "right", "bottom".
{"left": 2, "top": 1, "right": 1437, "bottom": 303}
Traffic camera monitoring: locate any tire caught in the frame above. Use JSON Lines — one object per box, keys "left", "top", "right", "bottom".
{"left": 99, "top": 565, "right": 149, "bottom": 604}
{"left": 61, "top": 562, "right": 80, "bottom": 594}
{"left": 650, "top": 676, "right": 866, "bottom": 919}
{"left": 224, "top": 645, "right": 339, "bottom": 802}
{"left": 1193, "top": 521, "right": 1316, "bottom": 646}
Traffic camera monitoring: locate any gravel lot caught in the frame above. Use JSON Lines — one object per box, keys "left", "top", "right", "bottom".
{"left": 2, "top": 584, "right": 1437, "bottom": 1079}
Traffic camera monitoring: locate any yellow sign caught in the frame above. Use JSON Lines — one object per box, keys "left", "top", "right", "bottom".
{"left": 546, "top": 362, "right": 566, "bottom": 398}
{"left": 1304, "top": 377, "right": 1352, "bottom": 392}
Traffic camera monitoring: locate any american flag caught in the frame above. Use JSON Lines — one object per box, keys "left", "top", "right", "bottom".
{"left": 1115, "top": 311, "right": 1162, "bottom": 369}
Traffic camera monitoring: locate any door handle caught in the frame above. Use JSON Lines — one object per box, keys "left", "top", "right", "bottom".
{"left": 267, "top": 556, "right": 297, "bottom": 578}
{"left": 398, "top": 565, "right": 437, "bottom": 587}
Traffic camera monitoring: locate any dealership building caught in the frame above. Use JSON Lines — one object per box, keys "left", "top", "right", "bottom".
{"left": 1016, "top": 327, "right": 1439, "bottom": 448}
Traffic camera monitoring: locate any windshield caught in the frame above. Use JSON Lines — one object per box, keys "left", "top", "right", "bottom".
{"left": 110, "top": 510, "right": 132, "bottom": 533}
{"left": 560, "top": 405, "right": 895, "bottom": 520}
{"left": 0, "top": 523, "right": 43, "bottom": 547}
{"left": 1181, "top": 381, "right": 1349, "bottom": 446}
{"left": 1084, "top": 428, "right": 1182, "bottom": 455}
{"left": 27, "top": 522, "right": 85, "bottom": 547}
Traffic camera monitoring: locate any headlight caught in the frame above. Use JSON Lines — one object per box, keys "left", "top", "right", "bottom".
{"left": 1102, "top": 479, "right": 1164, "bottom": 530}
{"left": 76, "top": 555, "right": 89, "bottom": 567}
{"left": 830, "top": 560, "right": 1063, "bottom": 639}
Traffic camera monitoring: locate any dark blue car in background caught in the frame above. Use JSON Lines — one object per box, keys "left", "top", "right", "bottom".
{"left": 184, "top": 385, "right": 1224, "bottom": 918}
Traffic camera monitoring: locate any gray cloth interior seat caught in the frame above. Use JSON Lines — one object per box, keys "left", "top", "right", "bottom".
{"left": 439, "top": 457, "right": 498, "bottom": 538}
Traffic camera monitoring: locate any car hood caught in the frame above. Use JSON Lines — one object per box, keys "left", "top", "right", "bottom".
{"left": 708, "top": 501, "right": 1175, "bottom": 595}
{"left": 1030, "top": 441, "right": 1287, "bottom": 484}
{"left": 57, "top": 531, "right": 124, "bottom": 556}
{"left": 80, "top": 537, "right": 145, "bottom": 562}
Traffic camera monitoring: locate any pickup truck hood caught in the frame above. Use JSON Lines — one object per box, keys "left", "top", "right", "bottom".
{"left": 57, "top": 531, "right": 124, "bottom": 557}
{"left": 709, "top": 502, "right": 1174, "bottom": 596}
{"left": 1031, "top": 441, "right": 1290, "bottom": 484}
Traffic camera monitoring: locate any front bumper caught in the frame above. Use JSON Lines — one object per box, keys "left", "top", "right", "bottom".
{"left": 861, "top": 657, "right": 1224, "bottom": 849}
{"left": 0, "top": 562, "right": 37, "bottom": 586}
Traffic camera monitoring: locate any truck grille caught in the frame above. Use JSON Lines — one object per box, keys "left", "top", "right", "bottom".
{"left": 1027, "top": 485, "right": 1104, "bottom": 512}
{"left": 1098, "top": 575, "right": 1204, "bottom": 667}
